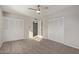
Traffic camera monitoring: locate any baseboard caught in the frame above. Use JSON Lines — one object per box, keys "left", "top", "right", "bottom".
{"left": 48, "top": 38, "right": 79, "bottom": 49}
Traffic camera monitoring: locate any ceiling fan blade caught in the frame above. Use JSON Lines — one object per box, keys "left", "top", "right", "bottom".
{"left": 44, "top": 7, "right": 48, "bottom": 9}
{"left": 40, "top": 5, "right": 48, "bottom": 9}
{"left": 28, "top": 8, "right": 36, "bottom": 10}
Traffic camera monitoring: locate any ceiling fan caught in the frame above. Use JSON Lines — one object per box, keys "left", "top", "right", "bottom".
{"left": 28, "top": 5, "right": 48, "bottom": 14}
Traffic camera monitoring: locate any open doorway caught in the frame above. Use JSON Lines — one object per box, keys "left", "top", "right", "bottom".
{"left": 32, "top": 18, "right": 43, "bottom": 41}
{"left": 33, "top": 21, "right": 38, "bottom": 36}
{"left": 33, "top": 18, "right": 42, "bottom": 37}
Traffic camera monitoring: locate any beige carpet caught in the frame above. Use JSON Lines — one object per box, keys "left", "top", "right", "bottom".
{"left": 0, "top": 39, "right": 79, "bottom": 54}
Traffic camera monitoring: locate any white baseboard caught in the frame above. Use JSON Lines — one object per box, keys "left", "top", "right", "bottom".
{"left": 48, "top": 38, "right": 79, "bottom": 49}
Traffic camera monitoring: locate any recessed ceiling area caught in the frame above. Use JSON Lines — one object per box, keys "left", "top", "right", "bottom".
{"left": 1, "top": 5, "right": 72, "bottom": 18}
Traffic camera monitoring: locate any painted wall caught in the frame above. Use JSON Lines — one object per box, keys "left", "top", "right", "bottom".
{"left": 24, "top": 16, "right": 33, "bottom": 39}
{"left": 48, "top": 6, "right": 79, "bottom": 49}
{"left": 42, "top": 17, "right": 48, "bottom": 39}
{"left": 0, "top": 8, "right": 3, "bottom": 47}
{"left": 48, "top": 17, "right": 64, "bottom": 43}
{"left": 64, "top": 16, "right": 79, "bottom": 49}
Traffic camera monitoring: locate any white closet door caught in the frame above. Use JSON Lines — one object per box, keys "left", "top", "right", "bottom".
{"left": 48, "top": 18, "right": 64, "bottom": 43}
{"left": 4, "top": 17, "right": 25, "bottom": 41}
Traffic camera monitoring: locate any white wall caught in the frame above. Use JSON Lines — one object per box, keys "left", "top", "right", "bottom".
{"left": 42, "top": 17, "right": 48, "bottom": 39}
{"left": 64, "top": 16, "right": 79, "bottom": 49}
{"left": 0, "top": 9, "right": 2, "bottom": 41}
{"left": 48, "top": 6, "right": 79, "bottom": 49}
{"left": 24, "top": 16, "right": 33, "bottom": 39}
{"left": 0, "top": 8, "right": 3, "bottom": 47}
{"left": 48, "top": 17, "right": 64, "bottom": 43}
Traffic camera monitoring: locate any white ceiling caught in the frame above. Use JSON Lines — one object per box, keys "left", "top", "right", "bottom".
{"left": 1, "top": 5, "right": 72, "bottom": 18}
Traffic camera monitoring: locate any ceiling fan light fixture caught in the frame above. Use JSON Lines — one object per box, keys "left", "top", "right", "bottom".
{"left": 36, "top": 10, "right": 40, "bottom": 13}
{"left": 28, "top": 5, "right": 48, "bottom": 15}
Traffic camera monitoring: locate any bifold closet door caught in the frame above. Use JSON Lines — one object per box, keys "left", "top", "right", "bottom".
{"left": 48, "top": 18, "right": 64, "bottom": 43}
{"left": 4, "top": 17, "right": 25, "bottom": 41}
